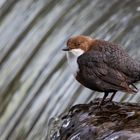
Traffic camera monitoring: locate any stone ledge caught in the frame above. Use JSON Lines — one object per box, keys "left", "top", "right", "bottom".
{"left": 51, "top": 98, "right": 140, "bottom": 140}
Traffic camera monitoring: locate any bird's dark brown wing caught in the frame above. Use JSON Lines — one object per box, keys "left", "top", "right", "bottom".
{"left": 77, "top": 50, "right": 136, "bottom": 93}
{"left": 89, "top": 40, "right": 140, "bottom": 82}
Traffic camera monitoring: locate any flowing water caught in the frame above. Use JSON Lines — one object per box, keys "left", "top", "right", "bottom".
{"left": 0, "top": 0, "right": 140, "bottom": 139}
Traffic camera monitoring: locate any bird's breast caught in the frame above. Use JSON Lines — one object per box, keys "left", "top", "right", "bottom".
{"left": 66, "top": 52, "right": 80, "bottom": 76}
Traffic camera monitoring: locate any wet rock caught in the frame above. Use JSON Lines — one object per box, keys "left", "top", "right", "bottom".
{"left": 50, "top": 98, "right": 140, "bottom": 140}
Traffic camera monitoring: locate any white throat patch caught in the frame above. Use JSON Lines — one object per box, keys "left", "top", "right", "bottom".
{"left": 70, "top": 49, "right": 84, "bottom": 56}
{"left": 66, "top": 49, "right": 84, "bottom": 76}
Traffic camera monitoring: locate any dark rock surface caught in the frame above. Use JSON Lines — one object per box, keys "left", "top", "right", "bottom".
{"left": 52, "top": 98, "right": 140, "bottom": 140}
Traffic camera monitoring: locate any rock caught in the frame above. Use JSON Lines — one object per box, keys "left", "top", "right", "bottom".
{"left": 50, "top": 98, "right": 140, "bottom": 140}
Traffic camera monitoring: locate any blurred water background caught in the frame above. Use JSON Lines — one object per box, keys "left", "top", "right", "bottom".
{"left": 0, "top": 0, "right": 140, "bottom": 140}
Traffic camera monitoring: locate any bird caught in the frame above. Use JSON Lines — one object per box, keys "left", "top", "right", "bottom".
{"left": 63, "top": 35, "right": 140, "bottom": 105}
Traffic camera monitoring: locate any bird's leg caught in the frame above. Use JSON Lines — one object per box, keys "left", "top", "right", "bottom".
{"left": 108, "top": 91, "right": 117, "bottom": 102}
{"left": 99, "top": 92, "right": 109, "bottom": 106}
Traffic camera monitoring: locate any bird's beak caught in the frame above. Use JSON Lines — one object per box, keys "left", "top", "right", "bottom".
{"left": 62, "top": 47, "right": 70, "bottom": 51}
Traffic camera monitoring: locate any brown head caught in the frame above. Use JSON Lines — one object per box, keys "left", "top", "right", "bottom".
{"left": 63, "top": 35, "right": 93, "bottom": 52}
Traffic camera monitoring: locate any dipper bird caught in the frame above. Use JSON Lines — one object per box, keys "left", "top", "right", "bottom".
{"left": 63, "top": 35, "right": 140, "bottom": 105}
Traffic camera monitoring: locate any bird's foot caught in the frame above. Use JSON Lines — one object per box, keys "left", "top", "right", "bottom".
{"left": 99, "top": 98, "right": 116, "bottom": 107}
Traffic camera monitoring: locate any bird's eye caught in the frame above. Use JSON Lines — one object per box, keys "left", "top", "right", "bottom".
{"left": 76, "top": 42, "right": 81, "bottom": 46}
